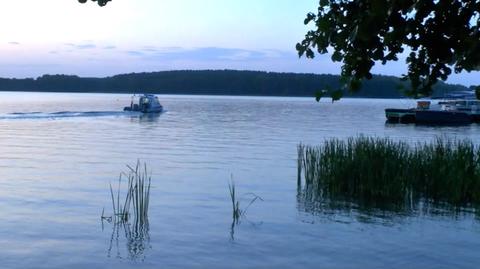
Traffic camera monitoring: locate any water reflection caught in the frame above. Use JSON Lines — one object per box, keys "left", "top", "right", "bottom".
{"left": 128, "top": 112, "right": 162, "bottom": 123}
{"left": 229, "top": 218, "right": 263, "bottom": 242}
{"left": 296, "top": 184, "right": 479, "bottom": 225}
{"left": 230, "top": 219, "right": 236, "bottom": 241}
{"left": 104, "top": 219, "right": 151, "bottom": 261}
{"left": 3, "top": 94, "right": 480, "bottom": 268}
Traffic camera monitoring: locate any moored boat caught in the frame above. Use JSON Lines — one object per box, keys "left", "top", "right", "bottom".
{"left": 385, "top": 99, "right": 480, "bottom": 125}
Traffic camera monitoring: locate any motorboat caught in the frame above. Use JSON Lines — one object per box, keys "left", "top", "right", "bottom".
{"left": 124, "top": 94, "right": 163, "bottom": 113}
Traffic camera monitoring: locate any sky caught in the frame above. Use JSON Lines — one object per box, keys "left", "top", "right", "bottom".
{"left": 0, "top": 0, "right": 478, "bottom": 86}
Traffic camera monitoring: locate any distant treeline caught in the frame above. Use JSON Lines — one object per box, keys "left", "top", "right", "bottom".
{"left": 0, "top": 70, "right": 469, "bottom": 98}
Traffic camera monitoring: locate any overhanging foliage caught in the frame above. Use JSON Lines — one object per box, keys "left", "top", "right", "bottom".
{"left": 297, "top": 0, "right": 480, "bottom": 98}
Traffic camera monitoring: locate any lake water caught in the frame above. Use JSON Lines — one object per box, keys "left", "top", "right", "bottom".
{"left": 0, "top": 92, "right": 479, "bottom": 269}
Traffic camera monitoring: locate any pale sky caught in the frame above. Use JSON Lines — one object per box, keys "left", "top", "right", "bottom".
{"left": 0, "top": 0, "right": 478, "bottom": 86}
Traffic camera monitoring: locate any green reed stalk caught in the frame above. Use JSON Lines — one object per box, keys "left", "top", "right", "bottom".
{"left": 107, "top": 160, "right": 152, "bottom": 224}
{"left": 228, "top": 181, "right": 241, "bottom": 222}
{"left": 228, "top": 179, "right": 263, "bottom": 224}
{"left": 299, "top": 136, "right": 480, "bottom": 208}
{"left": 297, "top": 143, "right": 305, "bottom": 187}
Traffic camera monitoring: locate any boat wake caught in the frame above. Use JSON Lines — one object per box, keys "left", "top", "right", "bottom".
{"left": 0, "top": 111, "right": 144, "bottom": 120}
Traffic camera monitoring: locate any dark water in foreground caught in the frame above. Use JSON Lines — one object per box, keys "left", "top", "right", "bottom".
{"left": 0, "top": 92, "right": 479, "bottom": 268}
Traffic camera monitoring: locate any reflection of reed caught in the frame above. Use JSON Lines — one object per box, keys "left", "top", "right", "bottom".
{"left": 297, "top": 181, "right": 479, "bottom": 224}
{"left": 230, "top": 219, "right": 236, "bottom": 241}
{"left": 105, "top": 220, "right": 151, "bottom": 261}
{"left": 229, "top": 216, "right": 264, "bottom": 242}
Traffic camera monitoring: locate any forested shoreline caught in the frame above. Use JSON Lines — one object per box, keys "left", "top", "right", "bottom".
{"left": 0, "top": 70, "right": 469, "bottom": 98}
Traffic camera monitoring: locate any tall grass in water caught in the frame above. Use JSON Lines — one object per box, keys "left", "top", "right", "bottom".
{"left": 298, "top": 136, "right": 480, "bottom": 209}
{"left": 126, "top": 161, "right": 151, "bottom": 228}
{"left": 104, "top": 160, "right": 152, "bottom": 260}
{"left": 107, "top": 160, "right": 151, "bottom": 225}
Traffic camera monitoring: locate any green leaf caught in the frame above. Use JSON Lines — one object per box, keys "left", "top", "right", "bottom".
{"left": 304, "top": 13, "right": 316, "bottom": 24}
{"left": 305, "top": 48, "right": 315, "bottom": 58}
{"left": 339, "top": 75, "right": 349, "bottom": 84}
{"left": 331, "top": 89, "right": 343, "bottom": 102}
{"left": 315, "top": 90, "right": 323, "bottom": 102}
{"left": 331, "top": 51, "right": 343, "bottom": 62}
{"left": 295, "top": 43, "right": 305, "bottom": 57}
{"left": 349, "top": 79, "right": 362, "bottom": 91}
{"left": 317, "top": 17, "right": 330, "bottom": 32}
{"left": 348, "top": 25, "right": 358, "bottom": 42}
{"left": 315, "top": 89, "right": 329, "bottom": 102}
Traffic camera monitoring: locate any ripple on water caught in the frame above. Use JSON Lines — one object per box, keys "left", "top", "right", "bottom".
{"left": 0, "top": 93, "right": 479, "bottom": 268}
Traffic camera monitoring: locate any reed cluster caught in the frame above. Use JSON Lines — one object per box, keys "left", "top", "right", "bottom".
{"left": 106, "top": 161, "right": 151, "bottom": 226}
{"left": 298, "top": 136, "right": 480, "bottom": 208}
{"left": 104, "top": 161, "right": 151, "bottom": 261}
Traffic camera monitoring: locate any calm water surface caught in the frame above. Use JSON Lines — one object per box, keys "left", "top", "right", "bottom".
{"left": 0, "top": 92, "right": 479, "bottom": 268}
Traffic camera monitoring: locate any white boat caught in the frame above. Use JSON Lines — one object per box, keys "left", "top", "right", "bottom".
{"left": 124, "top": 94, "right": 164, "bottom": 113}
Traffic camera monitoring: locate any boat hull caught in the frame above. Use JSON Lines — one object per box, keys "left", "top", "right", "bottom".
{"left": 124, "top": 106, "right": 163, "bottom": 113}
{"left": 385, "top": 108, "right": 416, "bottom": 123}
{"left": 415, "top": 110, "right": 472, "bottom": 125}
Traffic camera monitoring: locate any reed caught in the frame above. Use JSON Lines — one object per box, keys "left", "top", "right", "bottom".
{"left": 228, "top": 180, "right": 263, "bottom": 224}
{"left": 106, "top": 160, "right": 152, "bottom": 225}
{"left": 298, "top": 136, "right": 480, "bottom": 209}
{"left": 127, "top": 161, "right": 151, "bottom": 227}
{"left": 297, "top": 143, "right": 305, "bottom": 187}
{"left": 228, "top": 181, "right": 241, "bottom": 222}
